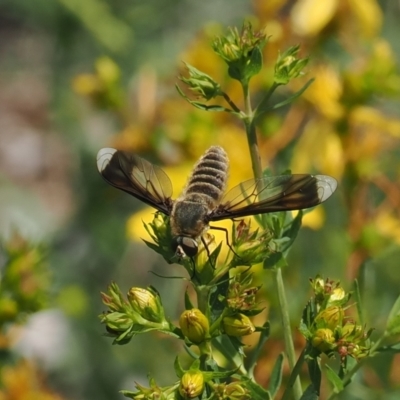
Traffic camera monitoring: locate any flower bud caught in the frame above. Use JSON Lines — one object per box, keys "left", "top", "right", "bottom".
{"left": 328, "top": 287, "right": 346, "bottom": 304}
{"left": 222, "top": 314, "right": 255, "bottom": 337}
{"left": 179, "top": 309, "right": 209, "bottom": 344}
{"left": 179, "top": 371, "right": 204, "bottom": 399}
{"left": 274, "top": 45, "right": 308, "bottom": 85}
{"left": 127, "top": 287, "right": 164, "bottom": 323}
{"left": 180, "top": 63, "right": 221, "bottom": 100}
{"left": 212, "top": 382, "right": 250, "bottom": 400}
{"left": 314, "top": 306, "right": 344, "bottom": 330}
{"left": 311, "top": 328, "right": 335, "bottom": 352}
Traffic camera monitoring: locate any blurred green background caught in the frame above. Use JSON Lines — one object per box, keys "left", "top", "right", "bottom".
{"left": 1, "top": 0, "right": 400, "bottom": 399}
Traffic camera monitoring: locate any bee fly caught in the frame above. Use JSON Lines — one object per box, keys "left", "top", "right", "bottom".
{"left": 97, "top": 146, "right": 337, "bottom": 258}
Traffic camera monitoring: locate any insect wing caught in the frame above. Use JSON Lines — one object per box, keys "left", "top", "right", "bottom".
{"left": 209, "top": 174, "right": 337, "bottom": 221}
{"left": 97, "top": 148, "right": 174, "bottom": 214}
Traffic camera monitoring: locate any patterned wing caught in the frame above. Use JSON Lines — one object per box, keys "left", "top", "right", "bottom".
{"left": 97, "top": 148, "right": 174, "bottom": 214}
{"left": 209, "top": 174, "right": 337, "bottom": 221}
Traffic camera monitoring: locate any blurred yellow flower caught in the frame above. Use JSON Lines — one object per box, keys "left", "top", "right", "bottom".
{"left": 0, "top": 360, "right": 63, "bottom": 400}
{"left": 72, "top": 73, "right": 100, "bottom": 96}
{"left": 291, "top": 119, "right": 344, "bottom": 179}
{"left": 347, "top": 0, "right": 382, "bottom": 38}
{"left": 303, "top": 65, "right": 344, "bottom": 120}
{"left": 301, "top": 208, "right": 326, "bottom": 230}
{"left": 291, "top": 0, "right": 339, "bottom": 37}
{"left": 375, "top": 212, "right": 400, "bottom": 246}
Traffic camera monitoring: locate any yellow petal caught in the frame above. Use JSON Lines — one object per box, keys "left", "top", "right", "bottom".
{"left": 348, "top": 0, "right": 382, "bottom": 38}
{"left": 291, "top": 0, "right": 339, "bottom": 37}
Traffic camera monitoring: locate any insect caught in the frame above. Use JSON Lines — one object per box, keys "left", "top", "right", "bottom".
{"left": 97, "top": 146, "right": 337, "bottom": 258}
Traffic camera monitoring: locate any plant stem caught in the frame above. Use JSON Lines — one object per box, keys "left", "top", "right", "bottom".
{"left": 281, "top": 346, "right": 307, "bottom": 400}
{"left": 242, "top": 79, "right": 302, "bottom": 400}
{"left": 242, "top": 81, "right": 263, "bottom": 181}
{"left": 275, "top": 268, "right": 303, "bottom": 399}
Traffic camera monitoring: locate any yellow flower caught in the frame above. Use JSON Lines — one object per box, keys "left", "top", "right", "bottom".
{"left": 347, "top": 0, "right": 382, "bottom": 38}
{"left": 303, "top": 65, "right": 344, "bottom": 120}
{"left": 291, "top": 0, "right": 339, "bottom": 37}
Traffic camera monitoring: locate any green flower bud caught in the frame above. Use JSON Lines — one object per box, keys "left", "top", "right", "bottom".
{"left": 311, "top": 328, "right": 335, "bottom": 352}
{"left": 127, "top": 287, "right": 164, "bottom": 323}
{"left": 231, "top": 220, "right": 271, "bottom": 266}
{"left": 180, "top": 63, "right": 221, "bottom": 100}
{"left": 222, "top": 314, "right": 255, "bottom": 337}
{"left": 179, "top": 309, "right": 209, "bottom": 344}
{"left": 314, "top": 306, "right": 344, "bottom": 330}
{"left": 212, "top": 382, "right": 250, "bottom": 400}
{"left": 179, "top": 371, "right": 204, "bottom": 399}
{"left": 274, "top": 45, "right": 309, "bottom": 85}
{"left": 225, "top": 382, "right": 250, "bottom": 399}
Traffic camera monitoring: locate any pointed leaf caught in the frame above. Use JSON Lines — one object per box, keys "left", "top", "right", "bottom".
{"left": 174, "top": 357, "right": 185, "bottom": 378}
{"left": 299, "top": 384, "right": 319, "bottom": 400}
{"left": 325, "top": 364, "right": 344, "bottom": 393}
{"left": 386, "top": 294, "right": 400, "bottom": 336}
{"left": 353, "top": 279, "right": 364, "bottom": 325}
{"left": 268, "top": 353, "right": 284, "bottom": 398}
{"left": 307, "top": 358, "right": 321, "bottom": 396}
{"left": 184, "top": 289, "right": 194, "bottom": 310}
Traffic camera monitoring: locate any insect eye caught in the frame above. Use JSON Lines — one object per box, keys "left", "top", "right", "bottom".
{"left": 172, "top": 236, "right": 198, "bottom": 258}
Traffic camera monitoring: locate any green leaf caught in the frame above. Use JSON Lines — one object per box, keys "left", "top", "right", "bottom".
{"left": 386, "top": 294, "right": 400, "bottom": 336}
{"left": 120, "top": 390, "right": 136, "bottom": 399}
{"left": 307, "top": 358, "right": 321, "bottom": 396}
{"left": 325, "top": 364, "right": 344, "bottom": 393}
{"left": 211, "top": 335, "right": 243, "bottom": 368}
{"left": 184, "top": 289, "right": 194, "bottom": 310}
{"left": 242, "top": 377, "right": 272, "bottom": 400}
{"left": 202, "top": 366, "right": 238, "bottom": 381}
{"left": 248, "top": 321, "right": 270, "bottom": 377}
{"left": 243, "top": 46, "right": 263, "bottom": 82}
{"left": 254, "top": 78, "right": 314, "bottom": 120}
{"left": 268, "top": 353, "right": 284, "bottom": 398}
{"left": 353, "top": 279, "right": 364, "bottom": 325}
{"left": 175, "top": 84, "right": 231, "bottom": 112}
{"left": 174, "top": 357, "right": 185, "bottom": 378}
{"left": 299, "top": 384, "right": 319, "bottom": 400}
{"left": 263, "top": 251, "right": 288, "bottom": 269}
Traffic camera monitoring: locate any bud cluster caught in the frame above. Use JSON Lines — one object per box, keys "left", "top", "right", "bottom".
{"left": 230, "top": 220, "right": 272, "bottom": 267}
{"left": 225, "top": 273, "right": 261, "bottom": 312}
{"left": 100, "top": 283, "right": 170, "bottom": 344}
{"left": 211, "top": 23, "right": 267, "bottom": 83}
{"left": 301, "top": 276, "right": 371, "bottom": 363}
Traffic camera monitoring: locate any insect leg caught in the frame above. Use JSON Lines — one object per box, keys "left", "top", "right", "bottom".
{"left": 209, "top": 225, "right": 241, "bottom": 259}
{"left": 200, "top": 236, "right": 214, "bottom": 269}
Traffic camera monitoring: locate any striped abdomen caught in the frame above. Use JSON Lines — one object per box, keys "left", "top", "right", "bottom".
{"left": 171, "top": 146, "right": 229, "bottom": 237}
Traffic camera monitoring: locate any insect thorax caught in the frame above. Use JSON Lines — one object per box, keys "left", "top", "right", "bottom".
{"left": 170, "top": 146, "right": 229, "bottom": 238}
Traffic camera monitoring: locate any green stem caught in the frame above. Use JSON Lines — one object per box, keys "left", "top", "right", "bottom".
{"left": 196, "top": 285, "right": 210, "bottom": 314}
{"left": 242, "top": 81, "right": 262, "bottom": 181}
{"left": 275, "top": 268, "right": 303, "bottom": 399}
{"left": 221, "top": 91, "right": 241, "bottom": 113}
{"left": 241, "top": 78, "right": 302, "bottom": 400}
{"left": 281, "top": 346, "right": 307, "bottom": 400}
